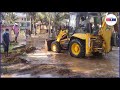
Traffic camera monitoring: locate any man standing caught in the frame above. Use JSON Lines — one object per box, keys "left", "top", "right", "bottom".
{"left": 25, "top": 28, "right": 30, "bottom": 40}
{"left": 13, "top": 23, "right": 20, "bottom": 43}
{"left": 2, "top": 29, "right": 10, "bottom": 57}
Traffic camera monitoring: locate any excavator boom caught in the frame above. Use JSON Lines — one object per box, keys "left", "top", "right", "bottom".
{"left": 99, "top": 16, "right": 113, "bottom": 53}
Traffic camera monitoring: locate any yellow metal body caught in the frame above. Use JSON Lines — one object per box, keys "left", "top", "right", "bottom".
{"left": 98, "top": 17, "right": 112, "bottom": 53}
{"left": 72, "top": 33, "right": 93, "bottom": 56}
{"left": 54, "top": 15, "right": 114, "bottom": 57}
{"left": 56, "top": 29, "right": 68, "bottom": 42}
{"left": 71, "top": 16, "right": 113, "bottom": 56}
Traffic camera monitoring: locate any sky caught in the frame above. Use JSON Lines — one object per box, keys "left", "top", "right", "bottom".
{"left": 14, "top": 12, "right": 26, "bottom": 17}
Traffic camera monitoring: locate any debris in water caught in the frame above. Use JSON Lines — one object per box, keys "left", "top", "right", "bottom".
{"left": 25, "top": 47, "right": 36, "bottom": 53}
{"left": 57, "top": 69, "right": 72, "bottom": 75}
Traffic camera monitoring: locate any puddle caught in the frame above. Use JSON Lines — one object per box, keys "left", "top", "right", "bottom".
{"left": 39, "top": 74, "right": 59, "bottom": 78}
{"left": 11, "top": 74, "right": 31, "bottom": 78}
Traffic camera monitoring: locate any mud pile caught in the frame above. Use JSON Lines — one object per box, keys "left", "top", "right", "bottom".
{"left": 2, "top": 47, "right": 36, "bottom": 64}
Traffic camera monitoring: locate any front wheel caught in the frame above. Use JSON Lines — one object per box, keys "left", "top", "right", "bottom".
{"left": 51, "top": 41, "right": 61, "bottom": 53}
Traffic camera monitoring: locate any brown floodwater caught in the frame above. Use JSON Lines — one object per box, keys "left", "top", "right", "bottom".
{"left": 1, "top": 37, "right": 119, "bottom": 78}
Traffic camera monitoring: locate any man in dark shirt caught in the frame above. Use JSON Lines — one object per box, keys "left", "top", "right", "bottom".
{"left": 2, "top": 29, "right": 10, "bottom": 57}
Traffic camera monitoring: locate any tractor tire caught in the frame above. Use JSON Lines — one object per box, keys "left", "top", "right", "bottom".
{"left": 69, "top": 39, "right": 85, "bottom": 58}
{"left": 51, "top": 41, "right": 61, "bottom": 53}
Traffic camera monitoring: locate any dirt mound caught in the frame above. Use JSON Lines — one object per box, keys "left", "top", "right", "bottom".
{"left": 2, "top": 47, "right": 36, "bottom": 64}
{"left": 57, "top": 68, "right": 72, "bottom": 75}
{"left": 25, "top": 47, "right": 36, "bottom": 53}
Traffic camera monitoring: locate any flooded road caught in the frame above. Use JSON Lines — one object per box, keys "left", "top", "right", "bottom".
{"left": 1, "top": 35, "right": 119, "bottom": 78}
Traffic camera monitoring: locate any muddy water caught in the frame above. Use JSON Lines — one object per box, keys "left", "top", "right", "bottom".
{"left": 1, "top": 36, "right": 119, "bottom": 78}
{"left": 10, "top": 47, "right": 118, "bottom": 78}
{"left": 48, "top": 49, "right": 119, "bottom": 77}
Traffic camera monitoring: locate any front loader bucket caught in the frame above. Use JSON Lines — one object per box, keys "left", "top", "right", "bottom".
{"left": 45, "top": 39, "right": 55, "bottom": 51}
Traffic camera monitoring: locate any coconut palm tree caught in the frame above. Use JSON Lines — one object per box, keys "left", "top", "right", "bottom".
{"left": 24, "top": 12, "right": 70, "bottom": 36}
{"left": 41, "top": 12, "right": 70, "bottom": 37}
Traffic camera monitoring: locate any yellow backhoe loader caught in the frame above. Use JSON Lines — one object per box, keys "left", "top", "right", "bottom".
{"left": 46, "top": 12, "right": 118, "bottom": 58}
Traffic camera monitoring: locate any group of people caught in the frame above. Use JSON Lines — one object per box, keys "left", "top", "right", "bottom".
{"left": 2, "top": 23, "right": 36, "bottom": 57}
{"left": 2, "top": 23, "right": 20, "bottom": 57}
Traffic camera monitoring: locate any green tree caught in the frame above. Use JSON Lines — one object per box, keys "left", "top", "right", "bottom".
{"left": 2, "top": 12, "right": 18, "bottom": 25}
{"left": 24, "top": 12, "right": 70, "bottom": 36}
{"left": 25, "top": 12, "right": 37, "bottom": 33}
{"left": 44, "top": 12, "right": 70, "bottom": 38}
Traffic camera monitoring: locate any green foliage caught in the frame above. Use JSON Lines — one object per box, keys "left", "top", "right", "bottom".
{"left": 22, "top": 12, "right": 70, "bottom": 25}
{"left": 2, "top": 12, "right": 19, "bottom": 25}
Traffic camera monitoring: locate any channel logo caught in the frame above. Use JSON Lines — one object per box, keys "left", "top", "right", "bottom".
{"left": 106, "top": 18, "right": 116, "bottom": 21}
{"left": 105, "top": 14, "right": 117, "bottom": 26}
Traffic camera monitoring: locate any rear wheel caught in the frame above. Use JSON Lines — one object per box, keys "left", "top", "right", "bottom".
{"left": 69, "top": 39, "right": 85, "bottom": 58}
{"left": 51, "top": 41, "right": 61, "bottom": 53}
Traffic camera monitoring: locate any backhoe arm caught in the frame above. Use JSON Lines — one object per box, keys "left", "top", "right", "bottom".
{"left": 98, "top": 16, "right": 113, "bottom": 53}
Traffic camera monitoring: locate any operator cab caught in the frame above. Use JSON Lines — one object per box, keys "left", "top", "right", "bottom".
{"left": 68, "top": 12, "right": 102, "bottom": 36}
